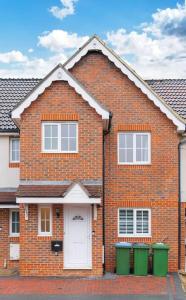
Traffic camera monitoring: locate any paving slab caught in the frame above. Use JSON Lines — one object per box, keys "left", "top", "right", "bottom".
{"left": 0, "top": 273, "right": 184, "bottom": 300}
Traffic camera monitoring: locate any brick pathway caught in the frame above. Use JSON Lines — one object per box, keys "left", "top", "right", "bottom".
{"left": 0, "top": 274, "right": 176, "bottom": 296}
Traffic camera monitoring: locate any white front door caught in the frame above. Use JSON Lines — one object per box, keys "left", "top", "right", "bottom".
{"left": 64, "top": 205, "right": 92, "bottom": 269}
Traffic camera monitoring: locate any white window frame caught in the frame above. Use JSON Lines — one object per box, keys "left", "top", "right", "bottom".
{"left": 9, "top": 209, "right": 20, "bottom": 237}
{"left": 38, "top": 205, "right": 52, "bottom": 236}
{"left": 42, "top": 122, "right": 78, "bottom": 153}
{"left": 118, "top": 132, "right": 151, "bottom": 165}
{"left": 10, "top": 137, "right": 20, "bottom": 163}
{"left": 118, "top": 208, "right": 151, "bottom": 238}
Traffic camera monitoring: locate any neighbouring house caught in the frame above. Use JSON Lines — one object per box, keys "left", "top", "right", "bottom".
{"left": 0, "top": 35, "right": 186, "bottom": 276}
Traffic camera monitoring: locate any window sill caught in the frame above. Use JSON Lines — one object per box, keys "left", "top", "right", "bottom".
{"left": 118, "top": 163, "right": 151, "bottom": 168}
{"left": 9, "top": 234, "right": 20, "bottom": 238}
{"left": 37, "top": 234, "right": 52, "bottom": 237}
{"left": 118, "top": 235, "right": 152, "bottom": 238}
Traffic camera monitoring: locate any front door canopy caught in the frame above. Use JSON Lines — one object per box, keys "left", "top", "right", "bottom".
{"left": 16, "top": 183, "right": 101, "bottom": 204}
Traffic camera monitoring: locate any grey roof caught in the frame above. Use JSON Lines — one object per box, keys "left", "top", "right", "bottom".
{"left": 146, "top": 79, "right": 186, "bottom": 121}
{"left": 0, "top": 78, "right": 40, "bottom": 132}
{"left": 0, "top": 78, "right": 186, "bottom": 132}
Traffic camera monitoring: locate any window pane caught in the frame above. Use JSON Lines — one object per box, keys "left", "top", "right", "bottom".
{"left": 136, "top": 149, "right": 142, "bottom": 162}
{"left": 136, "top": 135, "right": 142, "bottom": 148}
{"left": 69, "top": 138, "right": 76, "bottom": 151}
{"left": 51, "top": 138, "right": 58, "bottom": 150}
{"left": 52, "top": 125, "right": 58, "bottom": 137}
{"left": 126, "top": 149, "right": 133, "bottom": 162}
{"left": 61, "top": 124, "right": 68, "bottom": 138}
{"left": 40, "top": 207, "right": 51, "bottom": 233}
{"left": 119, "top": 209, "right": 134, "bottom": 235}
{"left": 119, "top": 134, "right": 126, "bottom": 148}
{"left": 69, "top": 124, "right": 76, "bottom": 138}
{"left": 44, "top": 138, "right": 51, "bottom": 150}
{"left": 136, "top": 134, "right": 149, "bottom": 163}
{"left": 46, "top": 220, "right": 50, "bottom": 232}
{"left": 142, "top": 149, "right": 148, "bottom": 162}
{"left": 126, "top": 134, "right": 133, "bottom": 148}
{"left": 61, "top": 138, "right": 68, "bottom": 151}
{"left": 12, "top": 223, "right": 16, "bottom": 233}
{"left": 41, "top": 220, "right": 45, "bottom": 232}
{"left": 119, "top": 149, "right": 125, "bottom": 163}
{"left": 45, "top": 208, "right": 50, "bottom": 220}
{"left": 119, "top": 134, "right": 134, "bottom": 163}
{"left": 44, "top": 125, "right": 51, "bottom": 137}
{"left": 142, "top": 135, "right": 148, "bottom": 148}
{"left": 44, "top": 125, "right": 58, "bottom": 151}
{"left": 11, "top": 211, "right": 19, "bottom": 234}
{"left": 136, "top": 210, "right": 149, "bottom": 234}
{"left": 11, "top": 139, "right": 20, "bottom": 162}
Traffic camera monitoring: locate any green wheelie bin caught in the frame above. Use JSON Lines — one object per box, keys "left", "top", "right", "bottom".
{"left": 133, "top": 243, "right": 150, "bottom": 276}
{"left": 115, "top": 242, "right": 132, "bottom": 275}
{"left": 152, "top": 243, "right": 169, "bottom": 276}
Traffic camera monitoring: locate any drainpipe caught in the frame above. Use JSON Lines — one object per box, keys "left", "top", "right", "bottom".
{"left": 102, "top": 112, "right": 112, "bottom": 273}
{"left": 178, "top": 137, "right": 186, "bottom": 270}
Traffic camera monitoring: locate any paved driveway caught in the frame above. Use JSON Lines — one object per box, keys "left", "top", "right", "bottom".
{"left": 0, "top": 273, "right": 184, "bottom": 300}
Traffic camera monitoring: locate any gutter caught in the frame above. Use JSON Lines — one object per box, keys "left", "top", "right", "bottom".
{"left": 102, "top": 112, "right": 112, "bottom": 273}
{"left": 178, "top": 136, "right": 186, "bottom": 269}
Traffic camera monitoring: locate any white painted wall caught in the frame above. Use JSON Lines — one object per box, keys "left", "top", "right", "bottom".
{"left": 181, "top": 139, "right": 186, "bottom": 202}
{"left": 0, "top": 136, "right": 19, "bottom": 188}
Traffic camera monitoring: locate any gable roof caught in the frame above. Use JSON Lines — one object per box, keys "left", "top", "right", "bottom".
{"left": 11, "top": 63, "right": 110, "bottom": 128}
{"left": 64, "top": 35, "right": 186, "bottom": 132}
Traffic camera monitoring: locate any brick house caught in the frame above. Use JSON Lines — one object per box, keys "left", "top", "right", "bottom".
{"left": 0, "top": 35, "right": 186, "bottom": 276}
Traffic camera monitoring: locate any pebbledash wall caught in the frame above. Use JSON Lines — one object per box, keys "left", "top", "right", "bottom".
{"left": 19, "top": 81, "right": 103, "bottom": 276}
{"left": 0, "top": 136, "right": 19, "bottom": 188}
{"left": 70, "top": 51, "right": 181, "bottom": 272}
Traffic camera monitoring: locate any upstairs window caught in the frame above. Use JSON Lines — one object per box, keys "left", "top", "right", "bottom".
{"left": 118, "top": 132, "right": 151, "bottom": 165}
{"left": 9, "top": 209, "right": 20, "bottom": 236}
{"left": 10, "top": 138, "right": 20, "bottom": 162}
{"left": 42, "top": 122, "right": 78, "bottom": 153}
{"left": 118, "top": 208, "right": 151, "bottom": 237}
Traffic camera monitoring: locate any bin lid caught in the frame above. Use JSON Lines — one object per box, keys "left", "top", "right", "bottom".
{"left": 133, "top": 243, "right": 150, "bottom": 249}
{"left": 115, "top": 242, "right": 132, "bottom": 248}
{"left": 151, "top": 243, "right": 169, "bottom": 250}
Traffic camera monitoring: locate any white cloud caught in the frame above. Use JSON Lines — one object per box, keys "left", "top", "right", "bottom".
{"left": 0, "top": 53, "right": 67, "bottom": 78}
{"left": 50, "top": 0, "right": 78, "bottom": 20}
{"left": 0, "top": 29, "right": 88, "bottom": 78}
{"left": 28, "top": 48, "right": 34, "bottom": 53}
{"left": 38, "top": 30, "right": 88, "bottom": 52}
{"left": 107, "top": 4, "right": 186, "bottom": 78}
{"left": 143, "top": 4, "right": 186, "bottom": 37}
{"left": 0, "top": 50, "right": 27, "bottom": 63}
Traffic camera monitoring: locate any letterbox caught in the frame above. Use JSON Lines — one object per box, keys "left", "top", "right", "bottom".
{"left": 51, "top": 240, "right": 63, "bottom": 252}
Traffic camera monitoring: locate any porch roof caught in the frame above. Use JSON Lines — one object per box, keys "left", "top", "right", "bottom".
{"left": 16, "top": 183, "right": 102, "bottom": 198}
{"left": 16, "top": 182, "right": 102, "bottom": 204}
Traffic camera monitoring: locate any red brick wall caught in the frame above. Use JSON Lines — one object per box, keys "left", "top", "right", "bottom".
{"left": 19, "top": 204, "right": 103, "bottom": 276}
{"left": 19, "top": 81, "right": 103, "bottom": 276}
{"left": 70, "top": 51, "right": 180, "bottom": 272}
{"left": 0, "top": 209, "right": 19, "bottom": 270}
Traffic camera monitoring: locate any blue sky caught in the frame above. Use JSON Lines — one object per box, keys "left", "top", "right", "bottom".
{"left": 0, "top": 0, "right": 186, "bottom": 78}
